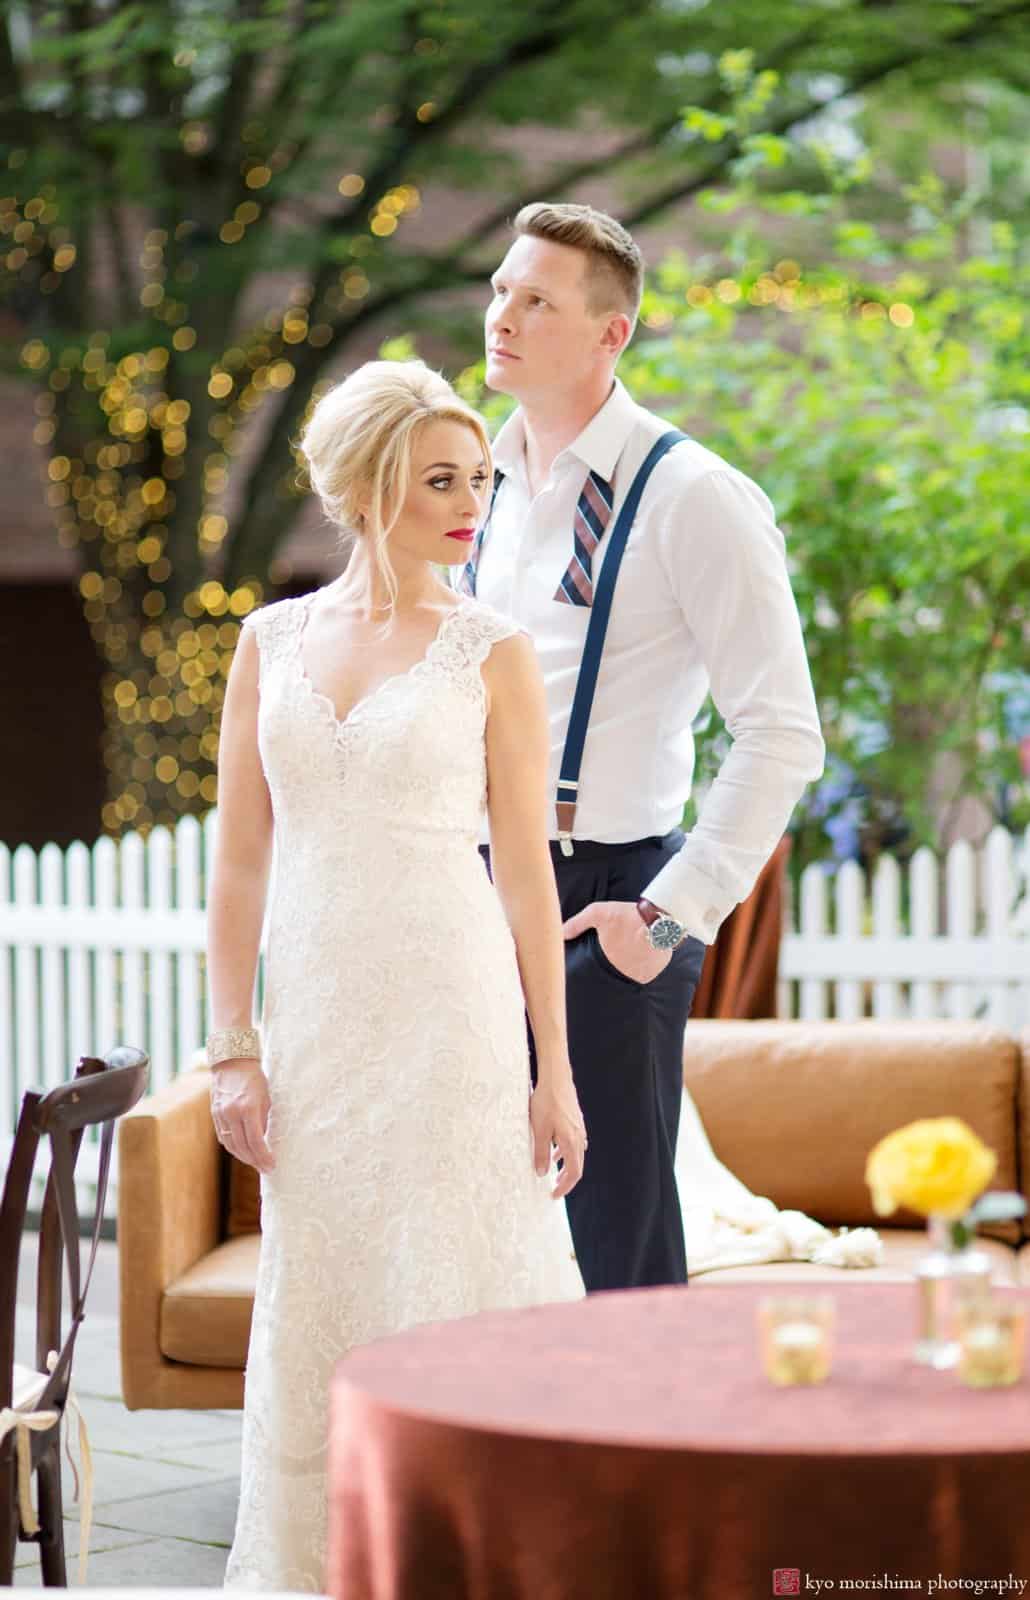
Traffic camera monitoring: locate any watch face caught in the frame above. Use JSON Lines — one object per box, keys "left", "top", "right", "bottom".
{"left": 649, "top": 916, "right": 684, "bottom": 950}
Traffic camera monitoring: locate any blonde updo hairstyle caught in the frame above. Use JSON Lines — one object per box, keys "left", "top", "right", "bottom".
{"left": 298, "top": 359, "right": 492, "bottom": 621}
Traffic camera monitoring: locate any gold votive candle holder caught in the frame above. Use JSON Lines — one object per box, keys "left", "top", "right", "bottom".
{"left": 956, "top": 1298, "right": 1026, "bottom": 1388}
{"left": 758, "top": 1294, "right": 835, "bottom": 1386}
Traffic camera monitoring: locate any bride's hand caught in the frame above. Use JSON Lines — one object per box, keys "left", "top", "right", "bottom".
{"left": 529, "top": 1075, "right": 587, "bottom": 1200}
{"left": 210, "top": 1059, "right": 276, "bottom": 1173}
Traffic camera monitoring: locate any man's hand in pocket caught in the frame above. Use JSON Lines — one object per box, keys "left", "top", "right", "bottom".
{"left": 562, "top": 901, "right": 672, "bottom": 984}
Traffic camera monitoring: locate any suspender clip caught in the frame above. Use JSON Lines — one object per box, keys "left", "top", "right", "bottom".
{"left": 558, "top": 834, "right": 574, "bottom": 859}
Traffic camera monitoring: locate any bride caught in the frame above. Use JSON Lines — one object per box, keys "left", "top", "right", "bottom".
{"left": 206, "top": 359, "right": 586, "bottom": 1591}
{"left": 206, "top": 355, "right": 876, "bottom": 1591}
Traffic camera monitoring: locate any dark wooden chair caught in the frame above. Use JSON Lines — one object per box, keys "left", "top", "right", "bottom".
{"left": 0, "top": 1046, "right": 149, "bottom": 1586}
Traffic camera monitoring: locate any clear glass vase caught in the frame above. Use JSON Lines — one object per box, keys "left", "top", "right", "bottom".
{"left": 913, "top": 1214, "right": 994, "bottom": 1368}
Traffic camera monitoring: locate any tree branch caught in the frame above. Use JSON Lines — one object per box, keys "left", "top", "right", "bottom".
{"left": 416, "top": 10, "right": 839, "bottom": 266}
{"left": 140, "top": 21, "right": 188, "bottom": 241}
{"left": 0, "top": 5, "right": 57, "bottom": 148}
{"left": 619, "top": 0, "right": 1030, "bottom": 231}
{"left": 249, "top": 0, "right": 307, "bottom": 118}
{"left": 212, "top": 0, "right": 265, "bottom": 151}
{"left": 202, "top": 2, "right": 429, "bottom": 352}
{"left": 304, "top": 0, "right": 589, "bottom": 290}
{"left": 219, "top": 1, "right": 588, "bottom": 303}
{"left": 54, "top": 0, "right": 98, "bottom": 331}
{"left": 253, "top": 0, "right": 420, "bottom": 186}
{"left": 98, "top": 196, "right": 136, "bottom": 325}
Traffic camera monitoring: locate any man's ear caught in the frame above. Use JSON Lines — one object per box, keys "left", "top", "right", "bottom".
{"left": 600, "top": 311, "right": 633, "bottom": 359}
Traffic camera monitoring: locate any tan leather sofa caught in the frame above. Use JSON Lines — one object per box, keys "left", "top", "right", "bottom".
{"left": 118, "top": 1020, "right": 1030, "bottom": 1409}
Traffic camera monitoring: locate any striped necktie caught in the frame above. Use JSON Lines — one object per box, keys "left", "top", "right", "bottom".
{"left": 461, "top": 464, "right": 616, "bottom": 605}
{"left": 553, "top": 467, "right": 615, "bottom": 607}
{"left": 458, "top": 470, "right": 504, "bottom": 597}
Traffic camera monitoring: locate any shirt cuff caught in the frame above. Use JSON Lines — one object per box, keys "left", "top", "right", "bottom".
{"left": 641, "top": 855, "right": 737, "bottom": 946}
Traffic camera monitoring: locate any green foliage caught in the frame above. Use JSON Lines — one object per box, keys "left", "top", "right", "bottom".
{"left": 622, "top": 238, "right": 1029, "bottom": 862}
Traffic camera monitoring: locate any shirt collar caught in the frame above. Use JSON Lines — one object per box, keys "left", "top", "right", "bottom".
{"left": 490, "top": 406, "right": 528, "bottom": 480}
{"left": 490, "top": 378, "right": 639, "bottom": 487}
{"left": 565, "top": 378, "right": 638, "bottom": 483}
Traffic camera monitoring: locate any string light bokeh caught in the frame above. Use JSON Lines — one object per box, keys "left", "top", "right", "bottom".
{"left": 3, "top": 165, "right": 424, "bottom": 838}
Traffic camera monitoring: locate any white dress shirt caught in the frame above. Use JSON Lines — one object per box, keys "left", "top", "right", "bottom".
{"left": 475, "top": 378, "right": 825, "bottom": 943}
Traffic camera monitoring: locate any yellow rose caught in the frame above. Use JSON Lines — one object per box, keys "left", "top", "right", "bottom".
{"left": 865, "top": 1117, "right": 997, "bottom": 1220}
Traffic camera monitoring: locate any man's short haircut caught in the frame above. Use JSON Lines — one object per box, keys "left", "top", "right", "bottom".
{"left": 512, "top": 202, "right": 644, "bottom": 325}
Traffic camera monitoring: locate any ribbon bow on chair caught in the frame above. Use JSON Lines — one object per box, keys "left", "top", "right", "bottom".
{"left": 2, "top": 1350, "right": 95, "bottom": 1580}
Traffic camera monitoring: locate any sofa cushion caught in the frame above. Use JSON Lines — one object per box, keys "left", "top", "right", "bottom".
{"left": 683, "top": 1021, "right": 1021, "bottom": 1243}
{"left": 688, "top": 1229, "right": 1018, "bottom": 1286}
{"left": 160, "top": 1233, "right": 261, "bottom": 1367}
{"left": 226, "top": 1154, "right": 262, "bottom": 1237}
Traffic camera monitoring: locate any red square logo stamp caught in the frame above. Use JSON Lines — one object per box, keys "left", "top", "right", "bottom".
{"left": 773, "top": 1573, "right": 801, "bottom": 1597}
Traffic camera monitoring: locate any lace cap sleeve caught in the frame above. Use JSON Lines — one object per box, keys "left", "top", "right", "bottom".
{"left": 457, "top": 600, "right": 531, "bottom": 665}
{"left": 240, "top": 595, "right": 306, "bottom": 680}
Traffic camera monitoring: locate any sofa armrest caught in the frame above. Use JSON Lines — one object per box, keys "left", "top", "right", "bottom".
{"left": 118, "top": 1065, "right": 222, "bottom": 1409}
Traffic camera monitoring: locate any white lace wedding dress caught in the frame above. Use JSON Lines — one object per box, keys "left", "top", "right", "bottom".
{"left": 223, "top": 589, "right": 583, "bottom": 1592}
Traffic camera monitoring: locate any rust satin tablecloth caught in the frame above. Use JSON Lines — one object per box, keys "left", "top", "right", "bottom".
{"left": 327, "top": 1283, "right": 1030, "bottom": 1600}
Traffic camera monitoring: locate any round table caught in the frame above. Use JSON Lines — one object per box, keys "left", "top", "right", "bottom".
{"left": 327, "top": 1283, "right": 1030, "bottom": 1600}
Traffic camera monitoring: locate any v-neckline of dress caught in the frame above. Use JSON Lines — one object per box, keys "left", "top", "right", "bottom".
{"left": 296, "top": 587, "right": 469, "bottom": 731}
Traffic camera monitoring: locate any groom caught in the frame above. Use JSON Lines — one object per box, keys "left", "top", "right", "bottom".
{"left": 468, "top": 202, "right": 824, "bottom": 1292}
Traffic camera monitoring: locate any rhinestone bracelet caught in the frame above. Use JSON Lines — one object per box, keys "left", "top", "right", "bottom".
{"left": 206, "top": 1026, "right": 262, "bottom": 1067}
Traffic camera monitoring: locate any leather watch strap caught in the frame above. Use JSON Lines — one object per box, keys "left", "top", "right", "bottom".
{"left": 636, "top": 897, "right": 664, "bottom": 928}
{"left": 637, "top": 897, "right": 690, "bottom": 950}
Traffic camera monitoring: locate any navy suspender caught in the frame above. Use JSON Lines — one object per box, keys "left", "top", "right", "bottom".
{"left": 461, "top": 470, "right": 504, "bottom": 596}
{"left": 555, "top": 428, "right": 688, "bottom": 854}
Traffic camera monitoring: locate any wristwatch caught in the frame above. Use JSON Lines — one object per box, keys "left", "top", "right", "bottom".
{"left": 636, "top": 897, "right": 689, "bottom": 952}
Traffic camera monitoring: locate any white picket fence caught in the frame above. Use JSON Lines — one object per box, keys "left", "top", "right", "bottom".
{"left": 778, "top": 825, "right": 1030, "bottom": 1029}
{"left": 1, "top": 815, "right": 1028, "bottom": 1204}
{"left": 0, "top": 811, "right": 223, "bottom": 1209}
